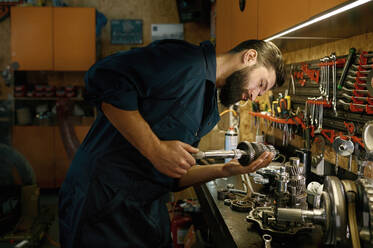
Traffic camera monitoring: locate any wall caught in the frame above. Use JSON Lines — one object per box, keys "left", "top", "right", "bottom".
{"left": 238, "top": 32, "right": 373, "bottom": 173}
{"left": 0, "top": 0, "right": 211, "bottom": 99}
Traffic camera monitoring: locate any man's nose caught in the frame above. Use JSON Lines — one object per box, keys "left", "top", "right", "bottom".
{"left": 251, "top": 89, "right": 260, "bottom": 101}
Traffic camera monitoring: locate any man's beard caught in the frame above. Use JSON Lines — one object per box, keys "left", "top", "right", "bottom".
{"left": 219, "top": 67, "right": 251, "bottom": 107}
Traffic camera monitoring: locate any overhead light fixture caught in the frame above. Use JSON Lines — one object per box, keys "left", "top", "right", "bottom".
{"left": 265, "top": 0, "right": 372, "bottom": 41}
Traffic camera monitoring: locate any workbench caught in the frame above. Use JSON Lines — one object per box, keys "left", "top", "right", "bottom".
{"left": 194, "top": 176, "right": 325, "bottom": 248}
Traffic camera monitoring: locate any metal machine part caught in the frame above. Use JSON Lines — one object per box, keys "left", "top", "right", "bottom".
{"left": 333, "top": 136, "right": 355, "bottom": 157}
{"left": 276, "top": 176, "right": 347, "bottom": 245}
{"left": 246, "top": 206, "right": 314, "bottom": 235}
{"left": 262, "top": 234, "right": 272, "bottom": 248}
{"left": 307, "top": 181, "right": 323, "bottom": 208}
{"left": 363, "top": 120, "right": 373, "bottom": 155}
{"left": 193, "top": 141, "right": 278, "bottom": 166}
{"left": 356, "top": 178, "right": 373, "bottom": 246}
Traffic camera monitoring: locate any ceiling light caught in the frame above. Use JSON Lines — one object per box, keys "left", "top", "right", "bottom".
{"left": 265, "top": 0, "right": 372, "bottom": 41}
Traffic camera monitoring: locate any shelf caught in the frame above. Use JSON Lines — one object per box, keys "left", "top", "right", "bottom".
{"left": 271, "top": 1, "right": 373, "bottom": 52}
{"left": 0, "top": 117, "right": 10, "bottom": 122}
{"left": 14, "top": 97, "right": 85, "bottom": 101}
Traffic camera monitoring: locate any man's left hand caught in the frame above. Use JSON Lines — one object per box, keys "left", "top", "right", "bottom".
{"left": 221, "top": 151, "right": 273, "bottom": 177}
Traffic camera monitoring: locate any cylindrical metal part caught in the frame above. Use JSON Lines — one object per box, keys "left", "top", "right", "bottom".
{"left": 275, "top": 167, "right": 289, "bottom": 194}
{"left": 277, "top": 208, "right": 326, "bottom": 224}
{"left": 193, "top": 141, "right": 278, "bottom": 166}
{"left": 263, "top": 234, "right": 272, "bottom": 248}
{"left": 290, "top": 157, "right": 300, "bottom": 167}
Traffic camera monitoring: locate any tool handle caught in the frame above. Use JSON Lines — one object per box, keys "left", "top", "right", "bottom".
{"left": 338, "top": 47, "right": 356, "bottom": 90}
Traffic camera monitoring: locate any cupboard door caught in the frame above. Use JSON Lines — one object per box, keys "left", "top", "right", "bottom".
{"left": 54, "top": 126, "right": 90, "bottom": 187}
{"left": 53, "top": 7, "right": 96, "bottom": 71}
{"left": 308, "top": 0, "right": 347, "bottom": 18}
{"left": 12, "top": 126, "right": 55, "bottom": 188}
{"left": 231, "top": 0, "right": 258, "bottom": 46}
{"left": 216, "top": 0, "right": 233, "bottom": 53}
{"left": 258, "top": 0, "right": 308, "bottom": 39}
{"left": 11, "top": 7, "right": 53, "bottom": 71}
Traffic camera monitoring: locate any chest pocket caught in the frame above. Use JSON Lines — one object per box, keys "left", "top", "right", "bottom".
{"left": 151, "top": 101, "right": 201, "bottom": 144}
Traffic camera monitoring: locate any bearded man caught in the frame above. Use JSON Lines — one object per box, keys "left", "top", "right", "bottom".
{"left": 59, "top": 39, "right": 285, "bottom": 248}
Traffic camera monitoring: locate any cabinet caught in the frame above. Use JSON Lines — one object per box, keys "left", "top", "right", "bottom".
{"left": 216, "top": 0, "right": 258, "bottom": 53}
{"left": 12, "top": 125, "right": 90, "bottom": 188}
{"left": 258, "top": 0, "right": 309, "bottom": 40}
{"left": 10, "top": 7, "right": 53, "bottom": 71}
{"left": 257, "top": 0, "right": 348, "bottom": 40}
{"left": 231, "top": 0, "right": 258, "bottom": 46}
{"left": 53, "top": 8, "right": 96, "bottom": 71}
{"left": 11, "top": 7, "right": 95, "bottom": 71}
{"left": 215, "top": 0, "right": 233, "bottom": 53}
{"left": 308, "top": 0, "right": 347, "bottom": 18}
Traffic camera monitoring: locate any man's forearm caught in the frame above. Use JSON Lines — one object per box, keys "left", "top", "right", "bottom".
{"left": 101, "top": 102, "right": 160, "bottom": 160}
{"left": 178, "top": 164, "right": 225, "bottom": 188}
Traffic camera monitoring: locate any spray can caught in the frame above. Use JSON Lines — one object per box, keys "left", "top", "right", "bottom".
{"left": 224, "top": 127, "right": 238, "bottom": 163}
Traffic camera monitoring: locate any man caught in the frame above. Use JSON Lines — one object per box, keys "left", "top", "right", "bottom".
{"left": 59, "top": 39, "right": 285, "bottom": 248}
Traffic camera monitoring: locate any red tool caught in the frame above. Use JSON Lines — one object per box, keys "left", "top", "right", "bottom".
{"left": 344, "top": 122, "right": 355, "bottom": 135}
{"left": 321, "top": 129, "right": 336, "bottom": 144}
{"left": 301, "top": 64, "right": 320, "bottom": 83}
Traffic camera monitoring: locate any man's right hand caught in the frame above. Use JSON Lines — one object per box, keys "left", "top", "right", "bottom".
{"left": 149, "top": 140, "right": 199, "bottom": 178}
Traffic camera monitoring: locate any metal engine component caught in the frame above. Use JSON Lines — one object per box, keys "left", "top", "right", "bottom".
{"left": 193, "top": 141, "right": 278, "bottom": 166}
{"left": 246, "top": 206, "right": 314, "bottom": 235}
{"left": 356, "top": 178, "right": 373, "bottom": 246}
{"left": 262, "top": 234, "right": 272, "bottom": 248}
{"left": 246, "top": 158, "right": 313, "bottom": 235}
{"left": 285, "top": 160, "right": 307, "bottom": 209}
{"left": 230, "top": 199, "right": 255, "bottom": 212}
{"left": 333, "top": 136, "right": 354, "bottom": 156}
{"left": 363, "top": 120, "right": 373, "bottom": 155}
{"left": 276, "top": 176, "right": 347, "bottom": 245}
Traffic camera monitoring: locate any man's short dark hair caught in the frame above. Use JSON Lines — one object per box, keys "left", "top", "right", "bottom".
{"left": 230, "top": 40, "right": 285, "bottom": 88}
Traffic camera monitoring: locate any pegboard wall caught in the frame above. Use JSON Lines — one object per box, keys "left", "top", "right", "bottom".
{"left": 238, "top": 32, "right": 373, "bottom": 174}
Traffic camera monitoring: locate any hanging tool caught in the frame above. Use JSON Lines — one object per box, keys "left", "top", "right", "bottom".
{"left": 289, "top": 65, "right": 296, "bottom": 95}
{"left": 330, "top": 53, "right": 338, "bottom": 116}
{"left": 367, "top": 70, "right": 373, "bottom": 96}
{"left": 337, "top": 48, "right": 356, "bottom": 90}
{"left": 333, "top": 136, "right": 355, "bottom": 172}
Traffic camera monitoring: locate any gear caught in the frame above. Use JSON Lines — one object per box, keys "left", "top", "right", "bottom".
{"left": 356, "top": 178, "right": 373, "bottom": 245}
{"left": 230, "top": 199, "right": 254, "bottom": 212}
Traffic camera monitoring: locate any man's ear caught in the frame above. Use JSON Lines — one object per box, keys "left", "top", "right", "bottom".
{"left": 242, "top": 49, "right": 257, "bottom": 66}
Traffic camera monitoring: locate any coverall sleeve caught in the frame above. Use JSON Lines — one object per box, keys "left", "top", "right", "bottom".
{"left": 84, "top": 67, "right": 141, "bottom": 111}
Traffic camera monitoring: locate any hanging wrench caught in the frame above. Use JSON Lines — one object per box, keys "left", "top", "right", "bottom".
{"left": 314, "top": 104, "right": 323, "bottom": 134}
{"left": 319, "top": 58, "right": 325, "bottom": 95}
{"left": 330, "top": 53, "right": 338, "bottom": 116}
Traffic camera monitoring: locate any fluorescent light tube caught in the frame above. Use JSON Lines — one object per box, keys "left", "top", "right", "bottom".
{"left": 265, "top": 0, "right": 372, "bottom": 41}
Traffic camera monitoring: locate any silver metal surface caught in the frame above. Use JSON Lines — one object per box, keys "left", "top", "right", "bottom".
{"left": 277, "top": 208, "right": 326, "bottom": 224}
{"left": 262, "top": 234, "right": 272, "bottom": 248}
{"left": 331, "top": 53, "right": 338, "bottom": 116}
{"left": 363, "top": 121, "right": 373, "bottom": 154}
{"left": 356, "top": 178, "right": 373, "bottom": 245}
{"left": 323, "top": 176, "right": 347, "bottom": 245}
{"left": 193, "top": 149, "right": 245, "bottom": 160}
{"left": 332, "top": 136, "right": 354, "bottom": 156}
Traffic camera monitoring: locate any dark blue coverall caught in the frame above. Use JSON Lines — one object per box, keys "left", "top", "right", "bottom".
{"left": 58, "top": 39, "right": 220, "bottom": 248}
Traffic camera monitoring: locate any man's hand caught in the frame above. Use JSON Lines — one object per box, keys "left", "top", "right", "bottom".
{"left": 221, "top": 151, "right": 274, "bottom": 177}
{"left": 149, "top": 140, "right": 199, "bottom": 178}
